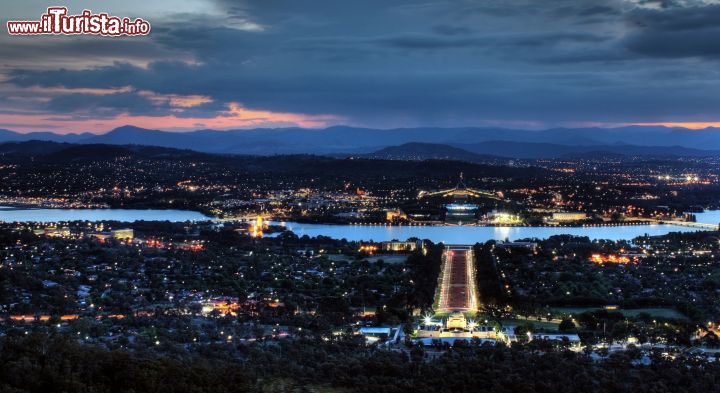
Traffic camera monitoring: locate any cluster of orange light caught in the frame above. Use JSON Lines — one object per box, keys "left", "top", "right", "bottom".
{"left": 143, "top": 239, "right": 166, "bottom": 248}
{"left": 97, "top": 314, "right": 125, "bottom": 320}
{"left": 266, "top": 300, "right": 285, "bottom": 308}
{"left": 177, "top": 242, "right": 204, "bottom": 252}
{"left": 358, "top": 245, "right": 378, "bottom": 254}
{"left": 590, "top": 254, "right": 632, "bottom": 264}
{"left": 142, "top": 239, "right": 204, "bottom": 252}
{"left": 705, "top": 322, "right": 720, "bottom": 337}
{"left": 249, "top": 225, "right": 263, "bottom": 238}
{"left": 3, "top": 314, "right": 79, "bottom": 322}
{"left": 249, "top": 216, "right": 267, "bottom": 237}
{"left": 210, "top": 302, "right": 241, "bottom": 315}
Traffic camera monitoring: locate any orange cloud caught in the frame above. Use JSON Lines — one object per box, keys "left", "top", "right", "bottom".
{"left": 0, "top": 102, "right": 344, "bottom": 133}
{"left": 137, "top": 91, "right": 214, "bottom": 109}
{"left": 629, "top": 122, "right": 720, "bottom": 130}
{"left": 24, "top": 86, "right": 214, "bottom": 109}
{"left": 550, "top": 121, "right": 720, "bottom": 130}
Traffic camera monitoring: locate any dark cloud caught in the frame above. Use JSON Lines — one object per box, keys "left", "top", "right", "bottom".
{"left": 627, "top": 4, "right": 720, "bottom": 30}
{"left": 42, "top": 92, "right": 160, "bottom": 118}
{"left": 0, "top": 30, "right": 191, "bottom": 70}
{"left": 10, "top": 62, "right": 153, "bottom": 89}
{"left": 579, "top": 5, "right": 621, "bottom": 16}
{"left": 3, "top": 0, "right": 720, "bottom": 129}
{"left": 432, "top": 25, "right": 473, "bottom": 36}
{"left": 625, "top": 29, "right": 720, "bottom": 58}
{"left": 635, "top": 0, "right": 681, "bottom": 9}
{"left": 623, "top": 5, "right": 720, "bottom": 58}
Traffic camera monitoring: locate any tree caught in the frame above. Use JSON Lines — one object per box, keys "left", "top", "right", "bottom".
{"left": 559, "top": 318, "right": 576, "bottom": 332}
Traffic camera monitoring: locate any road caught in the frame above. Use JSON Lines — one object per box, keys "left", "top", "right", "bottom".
{"left": 437, "top": 245, "right": 478, "bottom": 313}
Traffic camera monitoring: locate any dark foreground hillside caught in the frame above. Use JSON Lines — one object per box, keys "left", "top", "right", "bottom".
{"left": 0, "top": 333, "right": 717, "bottom": 393}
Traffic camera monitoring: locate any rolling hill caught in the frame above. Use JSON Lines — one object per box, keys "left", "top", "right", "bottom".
{"left": 367, "top": 143, "right": 505, "bottom": 162}
{"left": 0, "top": 125, "right": 719, "bottom": 157}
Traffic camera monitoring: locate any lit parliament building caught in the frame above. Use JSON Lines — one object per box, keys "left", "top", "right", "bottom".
{"left": 418, "top": 174, "right": 503, "bottom": 225}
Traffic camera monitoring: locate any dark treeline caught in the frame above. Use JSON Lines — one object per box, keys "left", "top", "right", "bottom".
{"left": 1, "top": 333, "right": 719, "bottom": 393}
{"left": 0, "top": 141, "right": 542, "bottom": 179}
{"left": 0, "top": 333, "right": 253, "bottom": 393}
{"left": 405, "top": 242, "right": 444, "bottom": 311}
{"left": 473, "top": 242, "right": 508, "bottom": 306}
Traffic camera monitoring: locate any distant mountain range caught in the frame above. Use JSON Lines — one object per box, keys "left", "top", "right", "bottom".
{"left": 0, "top": 141, "right": 217, "bottom": 164}
{"left": 460, "top": 141, "right": 720, "bottom": 159}
{"left": 367, "top": 142, "right": 720, "bottom": 160}
{"left": 1, "top": 125, "right": 720, "bottom": 158}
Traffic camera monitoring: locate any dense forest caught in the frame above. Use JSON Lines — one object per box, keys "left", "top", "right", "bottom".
{"left": 0, "top": 333, "right": 718, "bottom": 393}
{"left": 405, "top": 242, "right": 444, "bottom": 311}
{"left": 473, "top": 242, "right": 508, "bottom": 307}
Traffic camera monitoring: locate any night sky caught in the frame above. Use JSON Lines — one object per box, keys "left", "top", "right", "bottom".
{"left": 2, "top": 0, "right": 720, "bottom": 133}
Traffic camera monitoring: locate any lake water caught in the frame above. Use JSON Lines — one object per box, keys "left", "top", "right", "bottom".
{"left": 0, "top": 206, "right": 715, "bottom": 242}
{"left": 695, "top": 210, "right": 720, "bottom": 226}
{"left": 277, "top": 222, "right": 705, "bottom": 243}
{"left": 0, "top": 206, "right": 210, "bottom": 223}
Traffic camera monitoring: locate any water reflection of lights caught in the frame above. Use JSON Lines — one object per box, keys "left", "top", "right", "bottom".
{"left": 494, "top": 226, "right": 513, "bottom": 239}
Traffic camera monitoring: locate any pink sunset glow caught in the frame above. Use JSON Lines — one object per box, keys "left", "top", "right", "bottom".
{"left": 0, "top": 102, "right": 344, "bottom": 133}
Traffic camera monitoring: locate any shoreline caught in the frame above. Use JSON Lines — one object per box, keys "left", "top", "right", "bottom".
{"left": 0, "top": 205, "right": 715, "bottom": 231}
{"left": 277, "top": 220, "right": 707, "bottom": 230}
